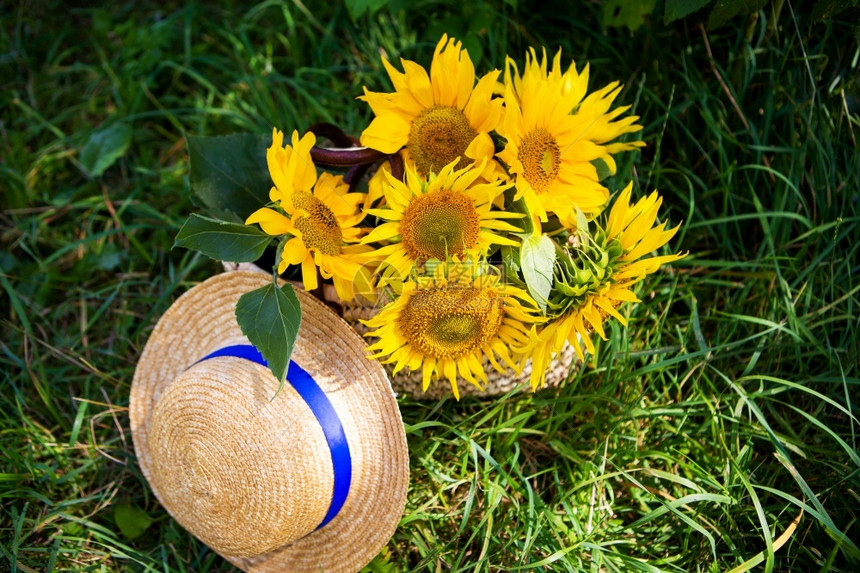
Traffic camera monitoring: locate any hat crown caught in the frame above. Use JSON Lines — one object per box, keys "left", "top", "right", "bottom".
{"left": 130, "top": 272, "right": 409, "bottom": 572}
{"left": 147, "top": 358, "right": 332, "bottom": 558}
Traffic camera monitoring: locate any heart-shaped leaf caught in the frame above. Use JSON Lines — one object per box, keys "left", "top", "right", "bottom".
{"left": 80, "top": 123, "right": 132, "bottom": 178}
{"left": 187, "top": 133, "right": 272, "bottom": 221}
{"left": 114, "top": 504, "right": 154, "bottom": 540}
{"left": 235, "top": 281, "right": 302, "bottom": 385}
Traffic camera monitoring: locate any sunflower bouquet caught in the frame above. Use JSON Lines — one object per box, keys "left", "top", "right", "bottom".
{"left": 175, "top": 35, "right": 685, "bottom": 399}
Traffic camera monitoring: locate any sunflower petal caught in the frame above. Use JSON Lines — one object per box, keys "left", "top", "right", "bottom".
{"left": 246, "top": 208, "right": 292, "bottom": 236}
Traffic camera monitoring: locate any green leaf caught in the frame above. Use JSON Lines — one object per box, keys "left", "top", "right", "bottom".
{"left": 235, "top": 282, "right": 302, "bottom": 384}
{"left": 505, "top": 193, "right": 535, "bottom": 238}
{"left": 187, "top": 133, "right": 272, "bottom": 222}
{"left": 592, "top": 157, "right": 614, "bottom": 182}
{"left": 79, "top": 122, "right": 132, "bottom": 178}
{"left": 96, "top": 242, "right": 123, "bottom": 271}
{"left": 114, "top": 504, "right": 154, "bottom": 540}
{"left": 708, "top": 0, "right": 769, "bottom": 29}
{"left": 361, "top": 547, "right": 398, "bottom": 572}
{"left": 603, "top": 0, "right": 657, "bottom": 31}
{"left": 665, "top": 0, "right": 713, "bottom": 22}
{"left": 344, "top": 0, "right": 390, "bottom": 21}
{"left": 501, "top": 245, "right": 521, "bottom": 279}
{"left": 174, "top": 214, "right": 271, "bottom": 262}
{"left": 500, "top": 244, "right": 528, "bottom": 291}
{"left": 520, "top": 234, "right": 556, "bottom": 313}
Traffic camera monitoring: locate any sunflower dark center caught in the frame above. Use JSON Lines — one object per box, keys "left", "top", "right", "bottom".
{"left": 408, "top": 106, "right": 477, "bottom": 176}
{"left": 518, "top": 128, "right": 560, "bottom": 192}
{"left": 400, "top": 286, "right": 504, "bottom": 360}
{"left": 399, "top": 189, "right": 479, "bottom": 261}
{"left": 291, "top": 192, "right": 342, "bottom": 255}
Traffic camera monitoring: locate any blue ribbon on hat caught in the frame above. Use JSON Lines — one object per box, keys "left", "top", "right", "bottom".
{"left": 195, "top": 344, "right": 352, "bottom": 530}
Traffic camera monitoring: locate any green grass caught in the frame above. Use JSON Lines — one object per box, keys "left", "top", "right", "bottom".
{"left": 1, "top": 0, "right": 858, "bottom": 571}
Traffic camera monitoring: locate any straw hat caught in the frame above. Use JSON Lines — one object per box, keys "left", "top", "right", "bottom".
{"left": 130, "top": 271, "right": 409, "bottom": 573}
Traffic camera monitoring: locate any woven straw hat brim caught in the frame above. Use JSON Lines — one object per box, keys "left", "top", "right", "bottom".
{"left": 130, "top": 272, "right": 409, "bottom": 573}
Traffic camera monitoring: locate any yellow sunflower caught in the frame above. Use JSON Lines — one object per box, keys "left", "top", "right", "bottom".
{"left": 363, "top": 263, "right": 541, "bottom": 399}
{"left": 361, "top": 159, "right": 522, "bottom": 281}
{"left": 246, "top": 128, "right": 373, "bottom": 301}
{"left": 527, "top": 183, "right": 686, "bottom": 388}
{"left": 359, "top": 34, "right": 503, "bottom": 178}
{"left": 497, "top": 49, "right": 644, "bottom": 223}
